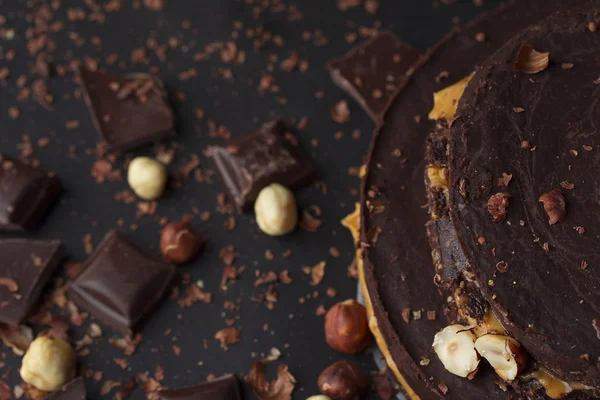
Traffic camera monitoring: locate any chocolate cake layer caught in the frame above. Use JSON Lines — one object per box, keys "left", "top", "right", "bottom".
{"left": 446, "top": 8, "right": 600, "bottom": 389}
{"left": 359, "top": 0, "right": 595, "bottom": 399}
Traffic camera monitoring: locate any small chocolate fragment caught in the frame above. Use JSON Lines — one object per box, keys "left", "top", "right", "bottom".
{"left": 43, "top": 377, "right": 86, "bottom": 400}
{"left": 156, "top": 374, "right": 242, "bottom": 400}
{"left": 0, "top": 239, "right": 63, "bottom": 325}
{"left": 328, "top": 31, "right": 420, "bottom": 121}
{"left": 207, "top": 120, "right": 316, "bottom": 212}
{"left": 68, "top": 230, "right": 176, "bottom": 335}
{"left": 78, "top": 66, "right": 175, "bottom": 153}
{"left": 0, "top": 154, "right": 62, "bottom": 231}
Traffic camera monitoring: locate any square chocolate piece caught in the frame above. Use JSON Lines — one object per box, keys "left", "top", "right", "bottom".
{"left": 0, "top": 239, "right": 63, "bottom": 325}
{"left": 43, "top": 378, "right": 86, "bottom": 400}
{"left": 0, "top": 154, "right": 62, "bottom": 231}
{"left": 328, "top": 31, "right": 421, "bottom": 121}
{"left": 67, "top": 230, "right": 176, "bottom": 335}
{"left": 78, "top": 66, "right": 175, "bottom": 154}
{"left": 207, "top": 120, "right": 316, "bottom": 212}
{"left": 157, "top": 374, "right": 242, "bottom": 400}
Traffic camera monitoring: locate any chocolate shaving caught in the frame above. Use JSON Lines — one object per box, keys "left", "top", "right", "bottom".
{"left": 539, "top": 189, "right": 566, "bottom": 225}
{"left": 497, "top": 173, "right": 512, "bottom": 187}
{"left": 593, "top": 319, "right": 600, "bottom": 340}
{"left": 0, "top": 278, "right": 18, "bottom": 293}
{"left": 246, "top": 362, "right": 296, "bottom": 400}
{"left": 214, "top": 327, "right": 240, "bottom": 350}
{"left": 514, "top": 44, "right": 550, "bottom": 74}
{"left": 308, "top": 261, "right": 326, "bottom": 286}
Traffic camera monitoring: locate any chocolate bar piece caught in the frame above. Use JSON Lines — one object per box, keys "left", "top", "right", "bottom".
{"left": 156, "top": 374, "right": 242, "bottom": 400}
{"left": 68, "top": 230, "right": 176, "bottom": 335}
{"left": 0, "top": 239, "right": 63, "bottom": 325}
{"left": 0, "top": 154, "right": 62, "bottom": 231}
{"left": 78, "top": 66, "right": 175, "bottom": 154}
{"left": 207, "top": 120, "right": 316, "bottom": 212}
{"left": 328, "top": 31, "right": 420, "bottom": 122}
{"left": 43, "top": 378, "right": 86, "bottom": 400}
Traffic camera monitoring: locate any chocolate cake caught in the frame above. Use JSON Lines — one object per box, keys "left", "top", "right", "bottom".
{"left": 355, "top": 1, "right": 598, "bottom": 399}
{"left": 444, "top": 7, "right": 600, "bottom": 394}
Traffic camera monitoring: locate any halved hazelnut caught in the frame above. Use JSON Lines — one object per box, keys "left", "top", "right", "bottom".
{"left": 432, "top": 325, "right": 480, "bottom": 378}
{"left": 324, "top": 300, "right": 372, "bottom": 354}
{"left": 474, "top": 334, "right": 527, "bottom": 381}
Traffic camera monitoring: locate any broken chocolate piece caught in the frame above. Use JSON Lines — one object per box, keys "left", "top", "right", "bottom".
{"left": 68, "top": 230, "right": 176, "bottom": 335}
{"left": 0, "top": 239, "right": 63, "bottom": 325}
{"left": 156, "top": 374, "right": 242, "bottom": 400}
{"left": 43, "top": 378, "right": 86, "bottom": 400}
{"left": 207, "top": 120, "right": 316, "bottom": 212}
{"left": 0, "top": 154, "right": 62, "bottom": 231}
{"left": 78, "top": 66, "right": 175, "bottom": 153}
{"left": 328, "top": 31, "right": 420, "bottom": 121}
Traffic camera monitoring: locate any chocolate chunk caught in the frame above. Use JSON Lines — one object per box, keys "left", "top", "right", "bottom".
{"left": 0, "top": 239, "right": 63, "bottom": 325}
{"left": 0, "top": 154, "right": 62, "bottom": 231}
{"left": 78, "top": 66, "right": 175, "bottom": 154}
{"left": 156, "top": 374, "right": 242, "bottom": 400}
{"left": 68, "top": 230, "right": 176, "bottom": 335}
{"left": 43, "top": 378, "right": 86, "bottom": 400}
{"left": 328, "top": 31, "right": 420, "bottom": 121}
{"left": 207, "top": 120, "right": 316, "bottom": 212}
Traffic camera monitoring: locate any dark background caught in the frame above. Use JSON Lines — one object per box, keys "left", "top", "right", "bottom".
{"left": 0, "top": 0, "right": 497, "bottom": 398}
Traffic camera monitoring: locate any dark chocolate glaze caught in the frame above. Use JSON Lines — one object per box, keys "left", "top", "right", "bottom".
{"left": 77, "top": 66, "right": 175, "bottom": 154}
{"left": 0, "top": 154, "right": 62, "bottom": 232}
{"left": 328, "top": 31, "right": 421, "bottom": 122}
{"left": 360, "top": 0, "right": 596, "bottom": 399}
{"left": 67, "top": 230, "right": 176, "bottom": 336}
{"left": 447, "top": 8, "right": 600, "bottom": 389}
{"left": 156, "top": 374, "right": 242, "bottom": 400}
{"left": 0, "top": 239, "right": 63, "bottom": 326}
{"left": 43, "top": 378, "right": 86, "bottom": 400}
{"left": 207, "top": 120, "right": 316, "bottom": 212}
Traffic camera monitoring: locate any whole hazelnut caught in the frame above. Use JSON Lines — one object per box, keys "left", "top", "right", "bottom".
{"left": 20, "top": 336, "right": 76, "bottom": 392}
{"left": 325, "top": 299, "right": 372, "bottom": 354}
{"left": 254, "top": 183, "right": 298, "bottom": 236}
{"left": 317, "top": 360, "right": 369, "bottom": 400}
{"left": 160, "top": 221, "right": 204, "bottom": 264}
{"left": 127, "top": 156, "right": 167, "bottom": 200}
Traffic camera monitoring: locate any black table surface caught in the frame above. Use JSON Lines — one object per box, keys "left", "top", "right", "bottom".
{"left": 0, "top": 0, "right": 498, "bottom": 399}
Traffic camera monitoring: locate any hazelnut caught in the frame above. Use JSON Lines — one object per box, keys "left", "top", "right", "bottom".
{"left": 306, "top": 396, "right": 331, "bottom": 400}
{"left": 20, "top": 337, "right": 76, "bottom": 392}
{"left": 475, "top": 334, "right": 527, "bottom": 381}
{"left": 432, "top": 324, "right": 480, "bottom": 378}
{"left": 324, "top": 299, "right": 372, "bottom": 354}
{"left": 317, "top": 360, "right": 369, "bottom": 400}
{"left": 160, "top": 220, "right": 204, "bottom": 263}
{"left": 254, "top": 183, "right": 298, "bottom": 236}
{"left": 127, "top": 156, "right": 167, "bottom": 200}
